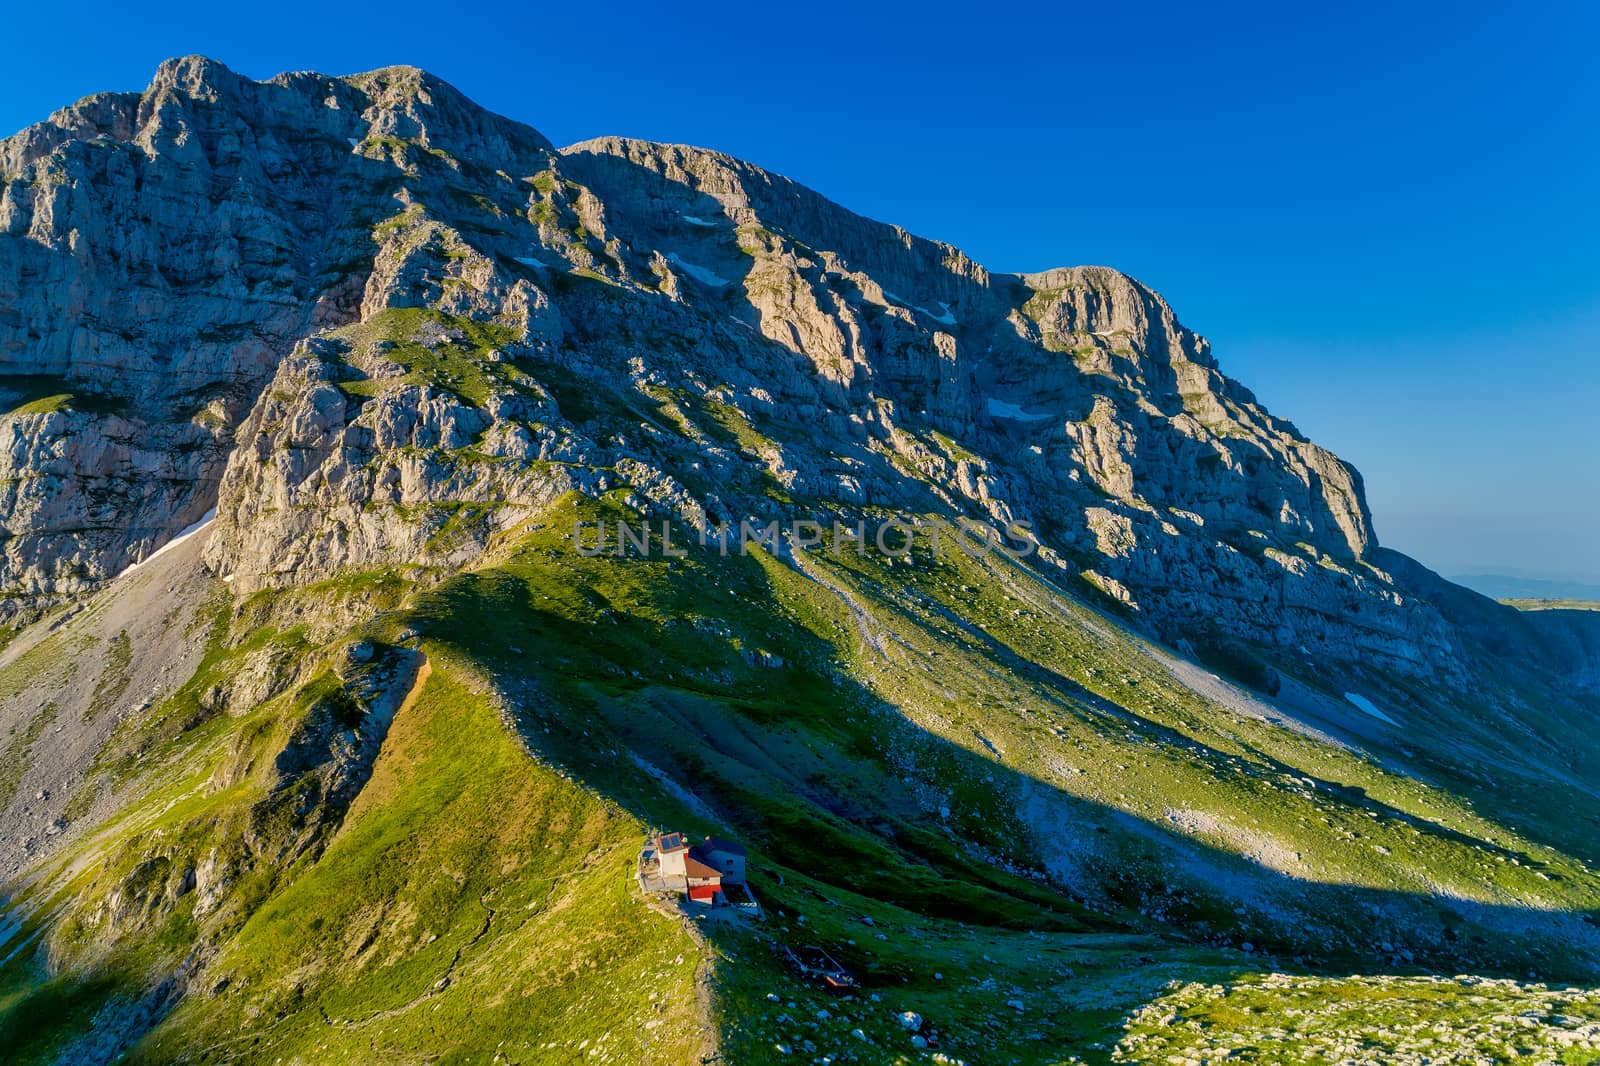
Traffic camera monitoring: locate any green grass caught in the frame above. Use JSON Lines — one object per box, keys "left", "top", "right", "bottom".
{"left": 5, "top": 490, "right": 1600, "bottom": 1062}
{"left": 1120, "top": 973, "right": 1600, "bottom": 1063}
{"left": 0, "top": 554, "right": 709, "bottom": 1063}
{"left": 126, "top": 661, "right": 707, "bottom": 1064}
{"left": 330, "top": 307, "right": 525, "bottom": 408}
{"left": 0, "top": 966, "right": 131, "bottom": 1063}
{"left": 395, "top": 498, "right": 1600, "bottom": 1038}
{"left": 7, "top": 392, "right": 71, "bottom": 415}
{"left": 0, "top": 375, "right": 125, "bottom": 418}
{"left": 1503, "top": 598, "right": 1600, "bottom": 612}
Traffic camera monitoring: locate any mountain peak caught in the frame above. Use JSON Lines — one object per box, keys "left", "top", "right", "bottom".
{"left": 149, "top": 53, "right": 244, "bottom": 91}
{"left": 5, "top": 56, "right": 1600, "bottom": 1065}
{"left": 0, "top": 57, "right": 1500, "bottom": 679}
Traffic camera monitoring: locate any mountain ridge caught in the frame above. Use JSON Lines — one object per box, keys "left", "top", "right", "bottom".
{"left": 3, "top": 56, "right": 1466, "bottom": 680}
{"left": 2, "top": 57, "right": 1600, "bottom": 1064}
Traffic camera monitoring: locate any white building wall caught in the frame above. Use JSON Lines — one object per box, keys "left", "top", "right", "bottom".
{"left": 658, "top": 847, "right": 688, "bottom": 879}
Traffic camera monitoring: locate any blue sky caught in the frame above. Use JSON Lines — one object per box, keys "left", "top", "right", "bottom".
{"left": 4, "top": 1, "right": 1596, "bottom": 582}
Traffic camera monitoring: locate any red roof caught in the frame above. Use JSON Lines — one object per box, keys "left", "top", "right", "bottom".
{"left": 684, "top": 856, "right": 723, "bottom": 880}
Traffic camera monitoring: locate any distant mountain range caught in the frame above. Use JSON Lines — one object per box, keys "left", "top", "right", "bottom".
{"left": 1451, "top": 573, "right": 1600, "bottom": 603}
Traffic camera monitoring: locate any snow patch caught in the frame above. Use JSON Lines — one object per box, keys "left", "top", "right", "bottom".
{"left": 512, "top": 256, "right": 547, "bottom": 271}
{"left": 986, "top": 398, "right": 1053, "bottom": 422}
{"left": 881, "top": 291, "right": 957, "bottom": 325}
{"left": 680, "top": 214, "right": 722, "bottom": 227}
{"left": 1343, "top": 691, "right": 1398, "bottom": 725}
{"left": 115, "top": 510, "right": 215, "bottom": 581}
{"left": 666, "top": 252, "right": 731, "bottom": 288}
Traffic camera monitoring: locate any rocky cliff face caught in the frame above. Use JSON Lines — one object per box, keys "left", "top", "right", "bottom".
{"left": 0, "top": 56, "right": 1504, "bottom": 678}
{"left": 0, "top": 57, "right": 546, "bottom": 619}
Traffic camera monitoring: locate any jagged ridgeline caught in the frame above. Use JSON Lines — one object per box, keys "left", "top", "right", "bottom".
{"left": 1, "top": 56, "right": 1598, "bottom": 1064}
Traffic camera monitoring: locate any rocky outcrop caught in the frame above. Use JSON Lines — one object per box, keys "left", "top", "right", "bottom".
{"left": 206, "top": 333, "right": 582, "bottom": 592}
{"left": 0, "top": 405, "right": 221, "bottom": 607}
{"left": 0, "top": 56, "right": 551, "bottom": 620}
{"left": 0, "top": 56, "right": 1501, "bottom": 677}
{"left": 266, "top": 640, "right": 424, "bottom": 817}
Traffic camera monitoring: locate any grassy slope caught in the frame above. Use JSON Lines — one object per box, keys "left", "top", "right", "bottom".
{"left": 2, "top": 493, "right": 1599, "bottom": 1063}
{"left": 0, "top": 568, "right": 707, "bottom": 1064}
{"left": 828, "top": 535, "right": 1600, "bottom": 913}
{"left": 1503, "top": 598, "right": 1600, "bottom": 612}
{"left": 133, "top": 663, "right": 706, "bottom": 1064}
{"left": 0, "top": 374, "right": 125, "bottom": 418}
{"left": 381, "top": 495, "right": 1600, "bottom": 1059}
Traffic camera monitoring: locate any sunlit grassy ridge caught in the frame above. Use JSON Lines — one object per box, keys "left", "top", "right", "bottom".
{"left": 0, "top": 374, "right": 126, "bottom": 419}
{"left": 1504, "top": 599, "right": 1600, "bottom": 613}
{"left": 133, "top": 664, "right": 706, "bottom": 1064}
{"left": 0, "top": 590, "right": 708, "bottom": 1063}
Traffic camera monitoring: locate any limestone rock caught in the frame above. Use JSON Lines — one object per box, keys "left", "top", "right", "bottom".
{"left": 0, "top": 56, "right": 1568, "bottom": 684}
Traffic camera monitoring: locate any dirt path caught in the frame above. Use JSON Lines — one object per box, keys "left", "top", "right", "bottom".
{"left": 780, "top": 544, "right": 888, "bottom": 658}
{"left": 628, "top": 858, "right": 722, "bottom": 1064}
{"left": 317, "top": 887, "right": 494, "bottom": 1031}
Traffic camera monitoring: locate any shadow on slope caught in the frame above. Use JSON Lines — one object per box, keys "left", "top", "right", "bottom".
{"left": 394, "top": 496, "right": 1600, "bottom": 1059}
{"left": 4, "top": 493, "right": 1596, "bottom": 1065}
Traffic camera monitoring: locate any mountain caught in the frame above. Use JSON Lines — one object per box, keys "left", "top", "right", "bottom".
{"left": 1453, "top": 573, "right": 1600, "bottom": 604}
{"left": 2, "top": 57, "right": 1599, "bottom": 1064}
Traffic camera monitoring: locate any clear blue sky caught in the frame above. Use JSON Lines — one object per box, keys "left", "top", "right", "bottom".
{"left": 4, "top": 1, "right": 1596, "bottom": 582}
